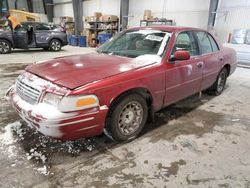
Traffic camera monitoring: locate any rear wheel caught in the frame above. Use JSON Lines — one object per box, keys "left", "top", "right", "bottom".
{"left": 49, "top": 39, "right": 62, "bottom": 52}
{"left": 207, "top": 67, "right": 228, "bottom": 95}
{"left": 0, "top": 39, "right": 11, "bottom": 54}
{"left": 107, "top": 93, "right": 148, "bottom": 142}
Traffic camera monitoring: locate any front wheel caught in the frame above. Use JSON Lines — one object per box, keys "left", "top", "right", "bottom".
{"left": 207, "top": 67, "right": 228, "bottom": 95}
{"left": 107, "top": 93, "right": 148, "bottom": 142}
{"left": 0, "top": 39, "right": 12, "bottom": 54}
{"left": 49, "top": 39, "right": 62, "bottom": 52}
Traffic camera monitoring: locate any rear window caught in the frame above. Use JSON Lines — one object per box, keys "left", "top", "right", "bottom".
{"left": 195, "top": 31, "right": 213, "bottom": 55}
{"left": 36, "top": 23, "right": 51, "bottom": 30}
{"left": 208, "top": 34, "right": 220, "bottom": 52}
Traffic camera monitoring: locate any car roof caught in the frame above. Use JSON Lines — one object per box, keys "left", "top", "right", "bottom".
{"left": 129, "top": 25, "right": 207, "bottom": 33}
{"left": 21, "top": 22, "right": 51, "bottom": 25}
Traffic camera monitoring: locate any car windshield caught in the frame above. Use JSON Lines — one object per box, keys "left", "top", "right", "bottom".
{"left": 97, "top": 30, "right": 172, "bottom": 58}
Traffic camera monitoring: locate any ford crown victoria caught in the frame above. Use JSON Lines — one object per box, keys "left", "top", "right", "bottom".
{"left": 6, "top": 26, "right": 237, "bottom": 142}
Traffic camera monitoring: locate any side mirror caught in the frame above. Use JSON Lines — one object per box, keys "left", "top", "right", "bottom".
{"left": 173, "top": 50, "right": 191, "bottom": 61}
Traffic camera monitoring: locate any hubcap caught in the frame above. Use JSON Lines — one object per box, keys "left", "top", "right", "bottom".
{"left": 0, "top": 42, "right": 10, "bottom": 53}
{"left": 51, "top": 41, "right": 61, "bottom": 51}
{"left": 217, "top": 71, "right": 226, "bottom": 92}
{"left": 118, "top": 101, "right": 143, "bottom": 136}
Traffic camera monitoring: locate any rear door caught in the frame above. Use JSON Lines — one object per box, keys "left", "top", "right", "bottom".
{"left": 35, "top": 23, "right": 52, "bottom": 47}
{"left": 164, "top": 31, "right": 203, "bottom": 106}
{"left": 194, "top": 31, "right": 222, "bottom": 90}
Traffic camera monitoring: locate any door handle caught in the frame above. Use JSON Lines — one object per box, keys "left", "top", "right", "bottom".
{"left": 219, "top": 57, "right": 223, "bottom": 61}
{"left": 196, "top": 62, "right": 203, "bottom": 68}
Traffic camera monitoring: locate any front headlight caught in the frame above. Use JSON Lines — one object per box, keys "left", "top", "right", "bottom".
{"left": 42, "top": 93, "right": 99, "bottom": 112}
{"left": 42, "top": 93, "right": 63, "bottom": 108}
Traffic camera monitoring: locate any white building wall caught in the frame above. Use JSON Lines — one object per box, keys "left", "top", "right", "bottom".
{"left": 128, "top": 0, "right": 210, "bottom": 28}
{"left": 214, "top": 0, "right": 250, "bottom": 43}
{"left": 53, "top": 1, "right": 74, "bottom": 17}
{"left": 8, "top": 0, "right": 28, "bottom": 11}
{"left": 53, "top": 0, "right": 120, "bottom": 18}
{"left": 53, "top": 0, "right": 209, "bottom": 28}
{"left": 83, "top": 0, "right": 120, "bottom": 16}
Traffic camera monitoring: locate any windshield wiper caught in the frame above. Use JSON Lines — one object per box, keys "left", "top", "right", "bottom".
{"left": 97, "top": 50, "right": 110, "bottom": 54}
{"left": 111, "top": 51, "right": 136, "bottom": 58}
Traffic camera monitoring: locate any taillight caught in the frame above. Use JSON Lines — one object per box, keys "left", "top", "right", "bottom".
{"left": 60, "top": 26, "right": 66, "bottom": 33}
{"left": 61, "top": 28, "right": 66, "bottom": 33}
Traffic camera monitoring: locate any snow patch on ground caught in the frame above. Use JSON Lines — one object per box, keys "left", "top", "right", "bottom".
{"left": 0, "top": 121, "right": 51, "bottom": 175}
{"left": 0, "top": 120, "right": 97, "bottom": 177}
{"left": 34, "top": 165, "right": 51, "bottom": 176}
{"left": 0, "top": 121, "right": 22, "bottom": 158}
{"left": 26, "top": 148, "right": 47, "bottom": 163}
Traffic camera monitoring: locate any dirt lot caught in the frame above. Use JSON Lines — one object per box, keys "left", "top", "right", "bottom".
{"left": 0, "top": 47, "right": 250, "bottom": 188}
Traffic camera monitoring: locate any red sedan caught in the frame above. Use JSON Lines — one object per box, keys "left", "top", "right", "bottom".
{"left": 7, "top": 26, "right": 237, "bottom": 142}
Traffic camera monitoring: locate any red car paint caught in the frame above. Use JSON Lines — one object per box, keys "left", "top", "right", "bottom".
{"left": 8, "top": 26, "right": 237, "bottom": 140}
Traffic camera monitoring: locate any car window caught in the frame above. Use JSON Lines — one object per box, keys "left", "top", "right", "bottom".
{"left": 20, "top": 23, "right": 38, "bottom": 32}
{"left": 36, "top": 23, "right": 50, "bottom": 31}
{"left": 208, "top": 34, "right": 219, "bottom": 52}
{"left": 0, "top": 20, "right": 11, "bottom": 31}
{"left": 97, "top": 30, "right": 171, "bottom": 58}
{"left": 195, "top": 31, "right": 213, "bottom": 54}
{"left": 50, "top": 24, "right": 59, "bottom": 30}
{"left": 171, "top": 31, "right": 199, "bottom": 56}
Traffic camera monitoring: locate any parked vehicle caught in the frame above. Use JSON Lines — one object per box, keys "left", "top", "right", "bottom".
{"left": 6, "top": 26, "right": 237, "bottom": 142}
{"left": 0, "top": 21, "right": 67, "bottom": 54}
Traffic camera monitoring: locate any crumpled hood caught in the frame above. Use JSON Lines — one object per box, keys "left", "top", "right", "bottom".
{"left": 26, "top": 53, "right": 161, "bottom": 89}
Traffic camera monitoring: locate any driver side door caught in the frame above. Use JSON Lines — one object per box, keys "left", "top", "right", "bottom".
{"left": 164, "top": 31, "right": 203, "bottom": 106}
{"left": 13, "top": 28, "right": 28, "bottom": 49}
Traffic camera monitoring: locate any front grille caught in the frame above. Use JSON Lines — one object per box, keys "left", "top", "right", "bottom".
{"left": 16, "top": 78, "right": 41, "bottom": 105}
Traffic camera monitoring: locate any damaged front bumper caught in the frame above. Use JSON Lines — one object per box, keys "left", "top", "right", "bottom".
{"left": 6, "top": 86, "right": 108, "bottom": 140}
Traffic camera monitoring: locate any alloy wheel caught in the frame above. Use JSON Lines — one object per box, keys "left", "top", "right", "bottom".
{"left": 0, "top": 41, "right": 10, "bottom": 53}
{"left": 51, "top": 41, "right": 61, "bottom": 51}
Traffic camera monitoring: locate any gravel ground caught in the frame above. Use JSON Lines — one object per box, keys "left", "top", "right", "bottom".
{"left": 0, "top": 46, "right": 249, "bottom": 188}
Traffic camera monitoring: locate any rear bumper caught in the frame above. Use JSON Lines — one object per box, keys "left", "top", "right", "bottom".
{"left": 62, "top": 40, "right": 68, "bottom": 46}
{"left": 7, "top": 87, "right": 108, "bottom": 140}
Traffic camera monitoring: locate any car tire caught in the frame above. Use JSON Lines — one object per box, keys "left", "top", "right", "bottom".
{"left": 107, "top": 93, "right": 148, "bottom": 142}
{"left": 207, "top": 67, "right": 228, "bottom": 96}
{"left": 49, "top": 39, "right": 62, "bottom": 52}
{"left": 0, "top": 39, "right": 12, "bottom": 54}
